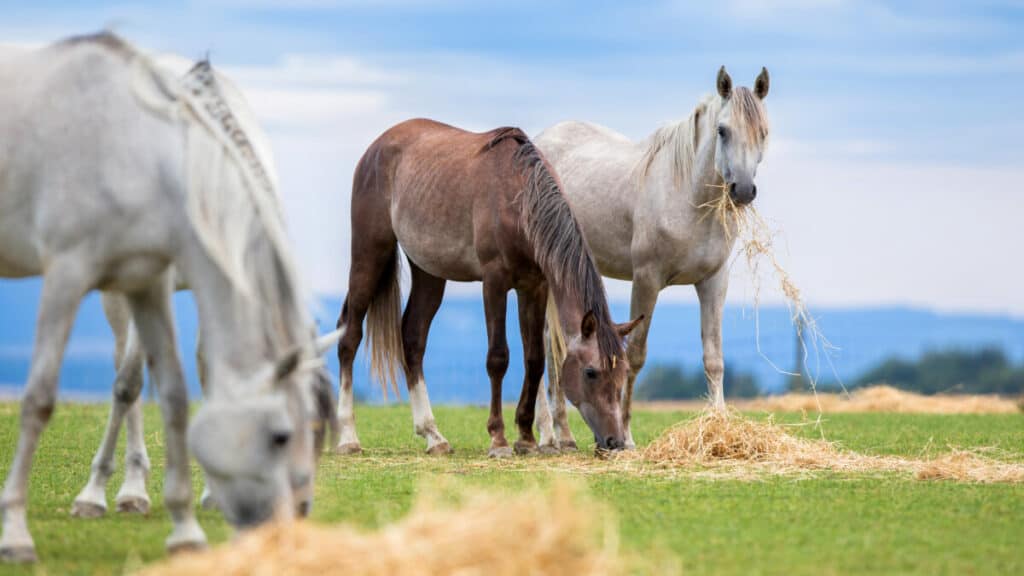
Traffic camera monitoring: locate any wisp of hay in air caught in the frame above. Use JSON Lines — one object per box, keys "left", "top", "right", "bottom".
{"left": 621, "top": 409, "right": 1024, "bottom": 483}
{"left": 137, "top": 483, "right": 631, "bottom": 576}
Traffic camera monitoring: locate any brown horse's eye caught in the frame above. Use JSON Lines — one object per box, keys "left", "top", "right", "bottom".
{"left": 584, "top": 367, "right": 598, "bottom": 380}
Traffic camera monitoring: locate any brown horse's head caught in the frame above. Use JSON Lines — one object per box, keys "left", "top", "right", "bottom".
{"left": 558, "top": 312, "right": 643, "bottom": 451}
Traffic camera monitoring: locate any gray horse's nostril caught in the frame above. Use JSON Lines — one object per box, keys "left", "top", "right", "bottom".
{"left": 728, "top": 182, "right": 737, "bottom": 199}
{"left": 751, "top": 185, "right": 757, "bottom": 199}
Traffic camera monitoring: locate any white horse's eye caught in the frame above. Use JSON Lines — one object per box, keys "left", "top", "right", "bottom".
{"left": 717, "top": 126, "right": 727, "bottom": 139}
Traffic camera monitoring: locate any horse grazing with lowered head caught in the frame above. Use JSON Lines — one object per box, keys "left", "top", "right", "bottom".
{"left": 335, "top": 118, "right": 641, "bottom": 457}
{"left": 534, "top": 67, "right": 771, "bottom": 449}
{"left": 0, "top": 33, "right": 335, "bottom": 562}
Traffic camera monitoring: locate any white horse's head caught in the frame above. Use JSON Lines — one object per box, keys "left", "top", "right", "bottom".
{"left": 188, "top": 331, "right": 339, "bottom": 527}
{"left": 713, "top": 66, "right": 770, "bottom": 205}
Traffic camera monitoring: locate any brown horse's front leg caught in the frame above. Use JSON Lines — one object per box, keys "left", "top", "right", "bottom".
{"left": 483, "top": 279, "right": 511, "bottom": 458}
{"left": 513, "top": 286, "right": 547, "bottom": 455}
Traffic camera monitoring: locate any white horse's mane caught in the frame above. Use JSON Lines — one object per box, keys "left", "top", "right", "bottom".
{"left": 107, "top": 33, "right": 311, "bottom": 352}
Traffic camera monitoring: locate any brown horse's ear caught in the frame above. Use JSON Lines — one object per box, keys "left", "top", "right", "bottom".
{"left": 616, "top": 315, "right": 645, "bottom": 338}
{"left": 717, "top": 66, "right": 732, "bottom": 100}
{"left": 754, "top": 67, "right": 770, "bottom": 100}
{"left": 580, "top": 311, "right": 598, "bottom": 340}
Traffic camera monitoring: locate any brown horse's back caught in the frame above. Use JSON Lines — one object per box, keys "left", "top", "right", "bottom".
{"left": 354, "top": 118, "right": 530, "bottom": 282}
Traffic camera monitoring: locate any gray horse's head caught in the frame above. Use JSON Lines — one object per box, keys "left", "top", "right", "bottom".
{"left": 188, "top": 332, "right": 339, "bottom": 528}
{"left": 713, "top": 66, "right": 770, "bottom": 206}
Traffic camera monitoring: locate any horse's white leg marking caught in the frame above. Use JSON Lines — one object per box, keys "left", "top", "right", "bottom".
{"left": 335, "top": 369, "right": 362, "bottom": 454}
{"left": 623, "top": 270, "right": 662, "bottom": 449}
{"left": 126, "top": 278, "right": 206, "bottom": 554}
{"left": 545, "top": 334, "right": 577, "bottom": 451}
{"left": 1, "top": 260, "right": 90, "bottom": 562}
{"left": 409, "top": 377, "right": 450, "bottom": 454}
{"left": 696, "top": 267, "right": 728, "bottom": 412}
{"left": 534, "top": 376, "right": 557, "bottom": 453}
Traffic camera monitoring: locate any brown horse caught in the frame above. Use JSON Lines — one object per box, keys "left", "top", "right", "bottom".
{"left": 334, "top": 119, "right": 641, "bottom": 456}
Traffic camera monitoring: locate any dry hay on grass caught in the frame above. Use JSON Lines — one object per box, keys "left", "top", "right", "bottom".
{"left": 138, "top": 483, "right": 630, "bottom": 576}
{"left": 746, "top": 385, "right": 1021, "bottom": 415}
{"left": 617, "top": 409, "right": 1024, "bottom": 483}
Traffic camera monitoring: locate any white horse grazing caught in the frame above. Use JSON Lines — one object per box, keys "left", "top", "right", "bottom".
{"left": 67, "top": 55, "right": 334, "bottom": 519}
{"left": 0, "top": 33, "right": 334, "bottom": 562}
{"left": 534, "top": 67, "right": 770, "bottom": 449}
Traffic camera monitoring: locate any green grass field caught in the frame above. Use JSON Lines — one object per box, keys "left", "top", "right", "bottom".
{"left": 0, "top": 402, "right": 1021, "bottom": 575}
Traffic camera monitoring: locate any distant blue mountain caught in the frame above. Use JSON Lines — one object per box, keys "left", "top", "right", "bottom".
{"left": 1, "top": 278, "right": 1022, "bottom": 402}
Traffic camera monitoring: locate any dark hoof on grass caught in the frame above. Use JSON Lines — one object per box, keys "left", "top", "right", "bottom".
{"left": 334, "top": 442, "right": 363, "bottom": 455}
{"left": 426, "top": 442, "right": 452, "bottom": 456}
{"left": 116, "top": 495, "right": 151, "bottom": 515}
{"left": 70, "top": 500, "right": 107, "bottom": 519}
{"left": 558, "top": 439, "right": 578, "bottom": 452}
{"left": 514, "top": 441, "right": 539, "bottom": 455}
{"left": 0, "top": 545, "right": 36, "bottom": 564}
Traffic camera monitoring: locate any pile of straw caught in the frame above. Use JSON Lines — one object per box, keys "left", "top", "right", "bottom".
{"left": 138, "top": 483, "right": 624, "bottom": 576}
{"left": 621, "top": 409, "right": 1024, "bottom": 483}
{"left": 747, "top": 385, "right": 1021, "bottom": 414}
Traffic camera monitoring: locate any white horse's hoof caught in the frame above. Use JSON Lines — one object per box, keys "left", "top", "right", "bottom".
{"left": 488, "top": 446, "right": 513, "bottom": 459}
{"left": 557, "top": 439, "right": 579, "bottom": 452}
{"left": 166, "top": 525, "right": 208, "bottom": 556}
{"left": 166, "top": 539, "right": 207, "bottom": 556}
{"left": 538, "top": 442, "right": 559, "bottom": 455}
{"left": 115, "top": 494, "right": 151, "bottom": 515}
{"left": 0, "top": 544, "right": 36, "bottom": 564}
{"left": 334, "top": 442, "right": 363, "bottom": 455}
{"left": 426, "top": 442, "right": 452, "bottom": 456}
{"left": 70, "top": 499, "right": 107, "bottom": 519}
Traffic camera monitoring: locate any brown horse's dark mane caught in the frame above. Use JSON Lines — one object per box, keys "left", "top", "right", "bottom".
{"left": 482, "top": 128, "right": 621, "bottom": 366}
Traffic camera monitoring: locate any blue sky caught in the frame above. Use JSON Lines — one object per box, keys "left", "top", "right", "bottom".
{"left": 3, "top": 1, "right": 1023, "bottom": 314}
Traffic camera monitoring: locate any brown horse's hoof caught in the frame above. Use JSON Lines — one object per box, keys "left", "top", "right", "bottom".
{"left": 426, "top": 442, "right": 452, "bottom": 456}
{"left": 0, "top": 544, "right": 36, "bottom": 564}
{"left": 334, "top": 442, "right": 363, "bottom": 455}
{"left": 116, "top": 495, "right": 151, "bottom": 515}
{"left": 558, "top": 439, "right": 579, "bottom": 452}
{"left": 488, "top": 446, "right": 513, "bottom": 459}
{"left": 70, "top": 499, "right": 107, "bottom": 519}
{"left": 514, "top": 440, "right": 539, "bottom": 455}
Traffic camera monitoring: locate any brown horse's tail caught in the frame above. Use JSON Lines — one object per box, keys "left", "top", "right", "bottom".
{"left": 366, "top": 246, "right": 405, "bottom": 399}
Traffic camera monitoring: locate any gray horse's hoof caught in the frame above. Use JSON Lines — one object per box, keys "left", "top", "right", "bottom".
{"left": 334, "top": 442, "right": 363, "bottom": 455}
{"left": 166, "top": 540, "right": 207, "bottom": 556}
{"left": 538, "top": 443, "right": 560, "bottom": 455}
{"left": 116, "top": 495, "right": 151, "bottom": 515}
{"left": 0, "top": 544, "right": 36, "bottom": 564}
{"left": 558, "top": 439, "right": 579, "bottom": 452}
{"left": 488, "top": 446, "right": 513, "bottom": 459}
{"left": 426, "top": 442, "right": 452, "bottom": 456}
{"left": 514, "top": 440, "right": 539, "bottom": 455}
{"left": 70, "top": 499, "right": 107, "bottom": 519}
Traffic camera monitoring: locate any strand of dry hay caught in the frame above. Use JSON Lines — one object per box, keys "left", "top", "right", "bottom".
{"left": 137, "top": 483, "right": 639, "bottom": 576}
{"left": 699, "top": 183, "right": 840, "bottom": 418}
{"left": 745, "top": 385, "right": 1022, "bottom": 414}
{"left": 617, "top": 409, "right": 1024, "bottom": 483}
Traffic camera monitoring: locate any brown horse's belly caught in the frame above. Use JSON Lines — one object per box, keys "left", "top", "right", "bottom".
{"left": 391, "top": 203, "right": 483, "bottom": 282}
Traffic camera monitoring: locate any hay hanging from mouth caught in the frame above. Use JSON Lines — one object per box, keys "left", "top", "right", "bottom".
{"left": 137, "top": 483, "right": 631, "bottom": 576}
{"left": 618, "top": 409, "right": 1024, "bottom": 483}
{"left": 746, "top": 385, "right": 1022, "bottom": 414}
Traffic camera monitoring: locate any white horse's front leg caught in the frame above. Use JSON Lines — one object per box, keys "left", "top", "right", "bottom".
{"left": 623, "top": 270, "right": 661, "bottom": 449}
{"left": 127, "top": 279, "right": 206, "bottom": 554}
{"left": 1, "top": 261, "right": 91, "bottom": 563}
{"left": 534, "top": 375, "right": 558, "bottom": 454}
{"left": 695, "top": 266, "right": 729, "bottom": 412}
{"left": 115, "top": 394, "right": 151, "bottom": 513}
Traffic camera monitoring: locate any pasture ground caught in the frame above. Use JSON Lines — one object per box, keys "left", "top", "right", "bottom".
{"left": 0, "top": 402, "right": 1020, "bottom": 575}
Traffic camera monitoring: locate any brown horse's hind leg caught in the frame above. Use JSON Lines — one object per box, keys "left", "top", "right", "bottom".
{"left": 482, "top": 277, "right": 511, "bottom": 458}
{"left": 401, "top": 263, "right": 450, "bottom": 455}
{"left": 513, "top": 285, "right": 547, "bottom": 455}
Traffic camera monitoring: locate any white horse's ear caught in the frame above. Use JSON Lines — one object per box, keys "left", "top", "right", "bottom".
{"left": 754, "top": 67, "right": 770, "bottom": 100}
{"left": 315, "top": 328, "right": 344, "bottom": 356}
{"left": 273, "top": 347, "right": 303, "bottom": 382}
{"left": 717, "top": 66, "right": 732, "bottom": 100}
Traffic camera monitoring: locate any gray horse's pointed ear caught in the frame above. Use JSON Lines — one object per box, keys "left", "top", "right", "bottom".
{"left": 273, "top": 347, "right": 303, "bottom": 382}
{"left": 754, "top": 67, "right": 770, "bottom": 100}
{"left": 717, "top": 66, "right": 732, "bottom": 100}
{"left": 315, "top": 328, "right": 344, "bottom": 356}
{"left": 616, "top": 315, "right": 645, "bottom": 338}
{"left": 581, "top": 310, "right": 598, "bottom": 340}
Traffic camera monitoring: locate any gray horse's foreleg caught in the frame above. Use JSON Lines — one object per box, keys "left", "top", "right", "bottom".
{"left": 543, "top": 333, "right": 577, "bottom": 452}
{"left": 126, "top": 278, "right": 206, "bottom": 554}
{"left": 534, "top": 375, "right": 557, "bottom": 453}
{"left": 72, "top": 294, "right": 150, "bottom": 517}
{"left": 1, "top": 260, "right": 91, "bottom": 563}
{"left": 695, "top": 266, "right": 729, "bottom": 411}
{"left": 622, "top": 270, "right": 661, "bottom": 449}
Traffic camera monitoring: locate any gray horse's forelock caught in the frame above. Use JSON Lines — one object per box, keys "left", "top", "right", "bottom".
{"left": 510, "top": 138, "right": 622, "bottom": 366}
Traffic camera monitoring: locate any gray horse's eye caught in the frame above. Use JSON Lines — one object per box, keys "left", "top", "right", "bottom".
{"left": 717, "top": 125, "right": 727, "bottom": 139}
{"left": 269, "top": 430, "right": 291, "bottom": 450}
